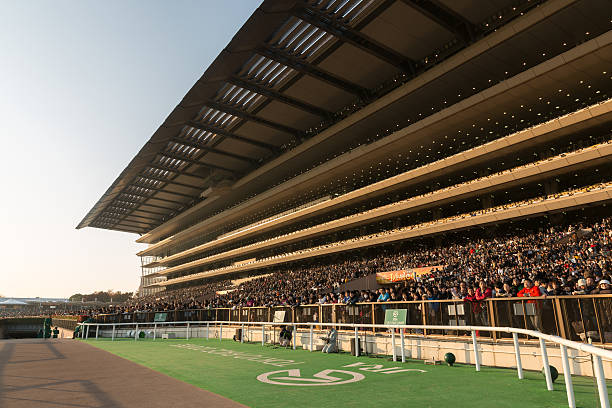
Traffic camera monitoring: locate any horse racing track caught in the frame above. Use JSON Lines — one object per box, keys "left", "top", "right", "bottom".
{"left": 79, "top": 338, "right": 609, "bottom": 408}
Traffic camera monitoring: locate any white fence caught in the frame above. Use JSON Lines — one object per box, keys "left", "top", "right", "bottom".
{"left": 79, "top": 321, "right": 611, "bottom": 408}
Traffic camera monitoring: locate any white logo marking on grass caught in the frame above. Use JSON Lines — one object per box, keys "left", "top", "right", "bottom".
{"left": 343, "top": 362, "right": 426, "bottom": 374}
{"left": 171, "top": 344, "right": 303, "bottom": 367}
{"left": 257, "top": 369, "right": 364, "bottom": 386}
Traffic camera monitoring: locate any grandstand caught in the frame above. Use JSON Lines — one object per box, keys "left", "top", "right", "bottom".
{"left": 78, "top": 0, "right": 611, "bottom": 301}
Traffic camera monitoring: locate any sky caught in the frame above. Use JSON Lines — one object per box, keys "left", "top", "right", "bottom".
{"left": 0, "top": 0, "right": 260, "bottom": 298}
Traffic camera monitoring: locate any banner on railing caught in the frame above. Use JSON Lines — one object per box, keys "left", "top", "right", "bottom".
{"left": 376, "top": 265, "right": 446, "bottom": 284}
{"left": 273, "top": 311, "right": 286, "bottom": 322}
{"left": 384, "top": 309, "right": 407, "bottom": 325}
{"left": 154, "top": 313, "right": 168, "bottom": 322}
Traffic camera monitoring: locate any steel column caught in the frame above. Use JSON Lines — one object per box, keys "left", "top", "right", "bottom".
{"left": 512, "top": 332, "right": 524, "bottom": 379}
{"left": 310, "top": 325, "right": 314, "bottom": 352}
{"left": 560, "top": 345, "right": 576, "bottom": 408}
{"left": 593, "top": 355, "right": 610, "bottom": 408}
{"left": 472, "top": 331, "right": 481, "bottom": 371}
{"left": 391, "top": 330, "right": 397, "bottom": 362}
{"left": 400, "top": 328, "right": 406, "bottom": 363}
{"left": 540, "top": 338, "right": 554, "bottom": 391}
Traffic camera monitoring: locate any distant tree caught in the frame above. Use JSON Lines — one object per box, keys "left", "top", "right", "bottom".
{"left": 69, "top": 290, "right": 133, "bottom": 303}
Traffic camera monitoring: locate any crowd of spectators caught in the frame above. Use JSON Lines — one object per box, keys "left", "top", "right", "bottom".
{"left": 159, "top": 180, "right": 612, "bottom": 287}
{"left": 0, "top": 310, "right": 39, "bottom": 318}
{"left": 0, "top": 308, "right": 95, "bottom": 319}
{"left": 92, "top": 215, "right": 611, "bottom": 316}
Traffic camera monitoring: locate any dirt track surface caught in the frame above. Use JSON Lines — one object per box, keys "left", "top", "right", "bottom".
{"left": 0, "top": 339, "right": 246, "bottom": 408}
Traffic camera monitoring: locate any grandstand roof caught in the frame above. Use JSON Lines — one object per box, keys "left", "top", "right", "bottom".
{"left": 78, "top": 0, "right": 551, "bottom": 235}
{"left": 0, "top": 299, "right": 28, "bottom": 305}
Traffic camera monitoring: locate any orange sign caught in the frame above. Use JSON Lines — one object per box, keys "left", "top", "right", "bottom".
{"left": 376, "top": 265, "right": 446, "bottom": 284}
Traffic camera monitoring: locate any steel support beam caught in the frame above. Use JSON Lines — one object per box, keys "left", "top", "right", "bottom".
{"left": 104, "top": 212, "right": 162, "bottom": 223}
{"left": 400, "top": 0, "right": 481, "bottom": 43}
{"left": 119, "top": 191, "right": 187, "bottom": 206}
{"left": 93, "top": 224, "right": 148, "bottom": 234}
{"left": 124, "top": 214, "right": 163, "bottom": 223}
{"left": 147, "top": 163, "right": 211, "bottom": 178}
{"left": 93, "top": 218, "right": 152, "bottom": 230}
{"left": 109, "top": 224, "right": 152, "bottom": 233}
{"left": 106, "top": 219, "right": 154, "bottom": 230}
{"left": 157, "top": 152, "right": 241, "bottom": 176}
{"left": 138, "top": 172, "right": 203, "bottom": 190}
{"left": 171, "top": 137, "right": 259, "bottom": 164}
{"left": 116, "top": 197, "right": 180, "bottom": 212}
{"left": 293, "top": 6, "right": 417, "bottom": 73}
{"left": 97, "top": 196, "right": 172, "bottom": 233}
{"left": 227, "top": 76, "right": 332, "bottom": 118}
{"left": 122, "top": 207, "right": 169, "bottom": 217}
{"left": 258, "top": 45, "right": 370, "bottom": 98}
{"left": 205, "top": 100, "right": 304, "bottom": 137}
{"left": 186, "top": 121, "right": 279, "bottom": 152}
{"left": 130, "top": 181, "right": 200, "bottom": 200}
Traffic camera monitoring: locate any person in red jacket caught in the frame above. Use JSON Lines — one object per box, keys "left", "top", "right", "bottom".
{"left": 517, "top": 278, "right": 543, "bottom": 331}
{"left": 475, "top": 281, "right": 492, "bottom": 326}
{"left": 517, "top": 278, "right": 542, "bottom": 299}
{"left": 475, "top": 281, "right": 492, "bottom": 300}
{"left": 464, "top": 287, "right": 481, "bottom": 310}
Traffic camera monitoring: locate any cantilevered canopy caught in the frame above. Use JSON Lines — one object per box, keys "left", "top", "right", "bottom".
{"left": 78, "top": 0, "right": 533, "bottom": 234}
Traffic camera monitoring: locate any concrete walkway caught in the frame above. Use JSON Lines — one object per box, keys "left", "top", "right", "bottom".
{"left": 0, "top": 339, "right": 245, "bottom": 408}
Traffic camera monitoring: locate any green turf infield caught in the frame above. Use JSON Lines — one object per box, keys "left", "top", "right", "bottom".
{"left": 83, "top": 338, "right": 609, "bottom": 408}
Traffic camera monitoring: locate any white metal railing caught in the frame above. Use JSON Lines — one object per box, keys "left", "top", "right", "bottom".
{"left": 78, "top": 321, "right": 611, "bottom": 408}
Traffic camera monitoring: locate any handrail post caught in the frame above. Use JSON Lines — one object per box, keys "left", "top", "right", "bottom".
{"left": 471, "top": 330, "right": 480, "bottom": 371}
{"left": 560, "top": 345, "right": 575, "bottom": 408}
{"left": 206, "top": 322, "right": 209, "bottom": 340}
{"left": 488, "top": 299, "right": 497, "bottom": 340}
{"left": 512, "top": 332, "right": 523, "bottom": 379}
{"left": 220, "top": 323, "right": 223, "bottom": 342}
{"left": 241, "top": 324, "right": 244, "bottom": 343}
{"left": 391, "top": 329, "right": 397, "bottom": 362}
{"left": 354, "top": 327, "right": 359, "bottom": 357}
{"left": 95, "top": 324, "right": 99, "bottom": 340}
{"left": 292, "top": 325, "right": 296, "bottom": 350}
{"left": 421, "top": 301, "right": 427, "bottom": 336}
{"left": 85, "top": 325, "right": 89, "bottom": 340}
{"left": 400, "top": 328, "right": 406, "bottom": 363}
{"left": 262, "top": 324, "right": 265, "bottom": 346}
{"left": 540, "top": 338, "right": 554, "bottom": 391}
{"left": 187, "top": 322, "right": 190, "bottom": 340}
{"left": 553, "top": 297, "right": 568, "bottom": 339}
{"left": 112, "top": 324, "right": 115, "bottom": 341}
{"left": 592, "top": 298, "right": 605, "bottom": 345}
{"left": 593, "top": 355, "right": 610, "bottom": 408}
{"left": 371, "top": 303, "right": 375, "bottom": 328}
{"left": 310, "top": 325, "right": 314, "bottom": 352}
{"left": 153, "top": 323, "right": 157, "bottom": 340}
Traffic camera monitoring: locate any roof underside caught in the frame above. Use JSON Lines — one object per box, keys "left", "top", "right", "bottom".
{"left": 77, "top": 0, "right": 549, "bottom": 234}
